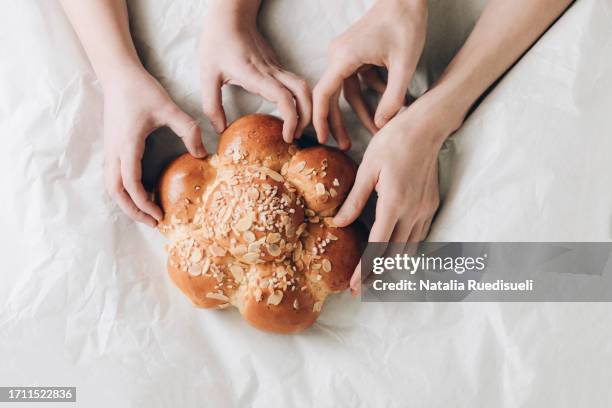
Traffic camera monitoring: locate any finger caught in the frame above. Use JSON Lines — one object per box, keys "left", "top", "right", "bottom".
{"left": 106, "top": 158, "right": 157, "bottom": 227}
{"left": 120, "top": 141, "right": 163, "bottom": 222}
{"left": 201, "top": 73, "right": 227, "bottom": 133}
{"left": 329, "top": 90, "right": 351, "bottom": 150}
{"left": 388, "top": 219, "right": 414, "bottom": 243}
{"left": 368, "top": 205, "right": 398, "bottom": 243}
{"left": 375, "top": 61, "right": 415, "bottom": 128}
{"left": 313, "top": 58, "right": 360, "bottom": 144}
{"left": 343, "top": 75, "right": 378, "bottom": 135}
{"left": 351, "top": 205, "right": 399, "bottom": 295}
{"left": 272, "top": 69, "right": 312, "bottom": 139}
{"left": 238, "top": 67, "right": 298, "bottom": 143}
{"left": 417, "top": 217, "right": 433, "bottom": 241}
{"left": 360, "top": 68, "right": 387, "bottom": 94}
{"left": 162, "top": 106, "right": 207, "bottom": 158}
{"left": 333, "top": 157, "right": 378, "bottom": 226}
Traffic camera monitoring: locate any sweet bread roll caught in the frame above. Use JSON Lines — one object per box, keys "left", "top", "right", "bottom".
{"left": 157, "top": 114, "right": 363, "bottom": 333}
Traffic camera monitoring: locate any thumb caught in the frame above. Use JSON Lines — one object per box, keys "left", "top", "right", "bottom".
{"left": 375, "top": 62, "right": 414, "bottom": 128}
{"left": 333, "top": 159, "right": 378, "bottom": 227}
{"left": 164, "top": 105, "right": 207, "bottom": 158}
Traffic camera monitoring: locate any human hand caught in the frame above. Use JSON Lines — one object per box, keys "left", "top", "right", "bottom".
{"left": 313, "top": 0, "right": 427, "bottom": 150}
{"left": 200, "top": 1, "right": 311, "bottom": 142}
{"left": 333, "top": 89, "right": 463, "bottom": 293}
{"left": 103, "top": 67, "right": 206, "bottom": 227}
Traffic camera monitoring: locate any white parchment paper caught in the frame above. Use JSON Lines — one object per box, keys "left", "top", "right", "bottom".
{"left": 1, "top": 0, "right": 611, "bottom": 406}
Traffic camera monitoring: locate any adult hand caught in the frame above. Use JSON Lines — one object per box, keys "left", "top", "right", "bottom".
{"left": 200, "top": 1, "right": 311, "bottom": 142}
{"left": 103, "top": 67, "right": 206, "bottom": 227}
{"left": 333, "top": 89, "right": 463, "bottom": 293}
{"left": 313, "top": 0, "right": 427, "bottom": 150}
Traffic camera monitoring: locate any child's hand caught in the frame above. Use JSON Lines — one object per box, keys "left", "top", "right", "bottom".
{"left": 332, "top": 89, "right": 462, "bottom": 293}
{"left": 200, "top": 1, "right": 311, "bottom": 142}
{"left": 313, "top": 0, "right": 427, "bottom": 150}
{"left": 103, "top": 67, "right": 206, "bottom": 227}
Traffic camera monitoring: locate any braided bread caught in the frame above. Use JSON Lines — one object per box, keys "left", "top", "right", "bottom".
{"left": 157, "top": 114, "right": 363, "bottom": 333}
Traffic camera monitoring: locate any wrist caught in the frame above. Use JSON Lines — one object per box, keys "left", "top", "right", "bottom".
{"left": 207, "top": 0, "right": 261, "bottom": 26}
{"left": 396, "top": 85, "right": 468, "bottom": 149}
{"left": 98, "top": 61, "right": 149, "bottom": 93}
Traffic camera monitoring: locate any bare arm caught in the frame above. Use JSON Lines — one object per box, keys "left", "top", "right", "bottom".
{"left": 430, "top": 0, "right": 574, "bottom": 135}
{"left": 332, "top": 0, "right": 574, "bottom": 294}
{"left": 59, "top": 0, "right": 206, "bottom": 227}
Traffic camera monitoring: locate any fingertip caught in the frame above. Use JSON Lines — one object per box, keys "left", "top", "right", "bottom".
{"left": 374, "top": 113, "right": 390, "bottom": 129}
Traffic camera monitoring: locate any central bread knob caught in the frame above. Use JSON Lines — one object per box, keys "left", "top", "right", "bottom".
{"left": 203, "top": 166, "right": 306, "bottom": 263}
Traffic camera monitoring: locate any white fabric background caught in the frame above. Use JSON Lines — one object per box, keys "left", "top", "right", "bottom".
{"left": 1, "top": 0, "right": 611, "bottom": 406}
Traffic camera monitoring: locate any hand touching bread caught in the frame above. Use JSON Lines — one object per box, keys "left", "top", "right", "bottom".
{"left": 313, "top": 0, "right": 427, "bottom": 149}
{"left": 200, "top": 0, "right": 311, "bottom": 142}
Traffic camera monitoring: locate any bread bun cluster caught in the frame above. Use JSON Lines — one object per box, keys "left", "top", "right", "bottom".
{"left": 157, "top": 114, "right": 362, "bottom": 333}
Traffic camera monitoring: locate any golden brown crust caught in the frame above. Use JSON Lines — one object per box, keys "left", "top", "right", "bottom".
{"left": 217, "top": 114, "right": 296, "bottom": 171}
{"left": 285, "top": 146, "right": 357, "bottom": 216}
{"left": 157, "top": 114, "right": 363, "bottom": 333}
{"left": 157, "top": 154, "right": 216, "bottom": 238}
{"left": 302, "top": 222, "right": 363, "bottom": 293}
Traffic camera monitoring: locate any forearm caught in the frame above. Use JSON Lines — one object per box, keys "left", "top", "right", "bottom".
{"left": 59, "top": 0, "right": 143, "bottom": 87}
{"left": 431, "top": 0, "right": 573, "bottom": 134}
{"left": 206, "top": 0, "right": 262, "bottom": 25}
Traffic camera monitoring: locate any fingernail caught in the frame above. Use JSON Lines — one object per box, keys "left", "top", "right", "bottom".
{"left": 196, "top": 147, "right": 207, "bottom": 158}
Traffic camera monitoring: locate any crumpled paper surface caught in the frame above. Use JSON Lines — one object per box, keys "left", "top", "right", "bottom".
{"left": 1, "top": 0, "right": 611, "bottom": 406}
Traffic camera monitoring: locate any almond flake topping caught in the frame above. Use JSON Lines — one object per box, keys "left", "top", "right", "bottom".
{"left": 243, "top": 231, "right": 256, "bottom": 243}
{"left": 230, "top": 264, "right": 244, "bottom": 281}
{"left": 207, "top": 292, "right": 230, "bottom": 302}
{"left": 315, "top": 183, "right": 326, "bottom": 195}
{"left": 267, "top": 290, "right": 284, "bottom": 306}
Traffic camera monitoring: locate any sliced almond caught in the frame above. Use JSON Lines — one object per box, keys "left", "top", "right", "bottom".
{"left": 315, "top": 183, "right": 326, "bottom": 195}
{"left": 327, "top": 233, "right": 338, "bottom": 241}
{"left": 267, "top": 290, "right": 284, "bottom": 306}
{"left": 229, "top": 264, "right": 244, "bottom": 281}
{"left": 295, "top": 161, "right": 306, "bottom": 172}
{"left": 248, "top": 242, "right": 260, "bottom": 253}
{"left": 243, "top": 231, "right": 256, "bottom": 243}
{"left": 280, "top": 162, "right": 289, "bottom": 176}
{"left": 332, "top": 178, "right": 340, "bottom": 187}
{"left": 305, "top": 209, "right": 316, "bottom": 217}
{"left": 267, "top": 243, "right": 281, "bottom": 257}
{"left": 209, "top": 245, "right": 227, "bottom": 257}
{"left": 322, "top": 259, "right": 332, "bottom": 273}
{"left": 188, "top": 264, "right": 202, "bottom": 277}
{"left": 190, "top": 249, "right": 203, "bottom": 263}
{"left": 329, "top": 188, "right": 337, "bottom": 198}
{"left": 293, "top": 299, "right": 300, "bottom": 310}
{"left": 261, "top": 167, "right": 284, "bottom": 182}
{"left": 247, "top": 187, "right": 259, "bottom": 200}
{"left": 313, "top": 301, "right": 323, "bottom": 312}
{"left": 235, "top": 216, "right": 252, "bottom": 232}
{"left": 296, "top": 223, "right": 307, "bottom": 237}
{"left": 242, "top": 252, "right": 260, "bottom": 264}
{"left": 202, "top": 258, "right": 211, "bottom": 274}
{"left": 231, "top": 244, "right": 247, "bottom": 256}
{"left": 323, "top": 217, "right": 337, "bottom": 227}
{"left": 266, "top": 232, "right": 281, "bottom": 244}
{"left": 206, "top": 292, "right": 229, "bottom": 302}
